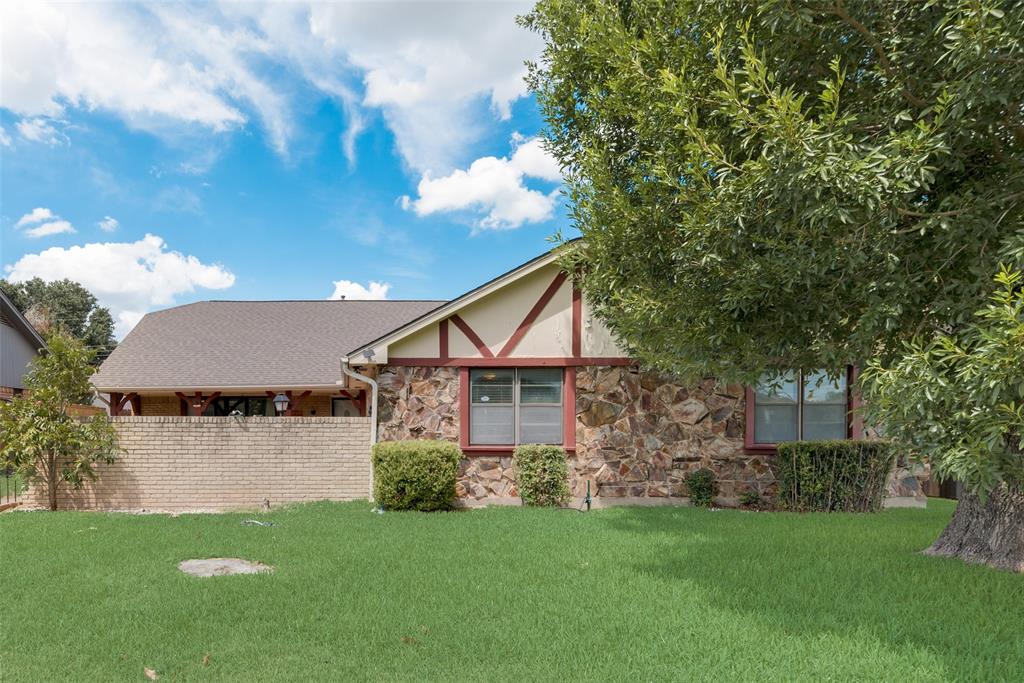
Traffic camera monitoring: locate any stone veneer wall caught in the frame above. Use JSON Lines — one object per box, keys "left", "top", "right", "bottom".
{"left": 376, "top": 364, "right": 926, "bottom": 505}
{"left": 377, "top": 364, "right": 773, "bottom": 503}
{"left": 377, "top": 366, "right": 460, "bottom": 442}
{"left": 27, "top": 416, "right": 372, "bottom": 511}
{"left": 572, "top": 366, "right": 766, "bottom": 500}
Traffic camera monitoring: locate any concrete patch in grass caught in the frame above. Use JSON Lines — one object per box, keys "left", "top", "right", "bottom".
{"left": 178, "top": 558, "right": 273, "bottom": 577}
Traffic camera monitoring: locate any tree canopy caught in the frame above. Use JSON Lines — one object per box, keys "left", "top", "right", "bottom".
{"left": 1, "top": 278, "right": 116, "bottom": 362}
{"left": 524, "top": 0, "right": 1024, "bottom": 382}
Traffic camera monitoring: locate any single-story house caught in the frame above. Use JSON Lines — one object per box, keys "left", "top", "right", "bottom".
{"left": 1, "top": 288, "right": 47, "bottom": 401}
{"left": 93, "top": 244, "right": 923, "bottom": 505}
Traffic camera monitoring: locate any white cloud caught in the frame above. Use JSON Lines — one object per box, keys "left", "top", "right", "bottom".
{"left": 4, "top": 234, "right": 235, "bottom": 336}
{"left": 98, "top": 216, "right": 119, "bottom": 232}
{"left": 0, "top": 2, "right": 541, "bottom": 171}
{"left": 328, "top": 280, "right": 390, "bottom": 300}
{"left": 14, "top": 207, "right": 76, "bottom": 238}
{"left": 15, "top": 207, "right": 57, "bottom": 228}
{"left": 15, "top": 117, "right": 63, "bottom": 144}
{"left": 306, "top": 1, "right": 541, "bottom": 172}
{"left": 0, "top": 126, "right": 10, "bottom": 147}
{"left": 404, "top": 136, "right": 563, "bottom": 229}
{"left": 25, "top": 220, "right": 76, "bottom": 238}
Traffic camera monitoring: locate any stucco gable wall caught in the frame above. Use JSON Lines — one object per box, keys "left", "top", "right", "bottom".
{"left": 385, "top": 263, "right": 625, "bottom": 360}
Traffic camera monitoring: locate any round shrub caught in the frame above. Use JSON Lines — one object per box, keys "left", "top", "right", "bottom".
{"left": 372, "top": 440, "right": 461, "bottom": 511}
{"left": 686, "top": 468, "right": 718, "bottom": 507}
{"left": 513, "top": 445, "right": 570, "bottom": 507}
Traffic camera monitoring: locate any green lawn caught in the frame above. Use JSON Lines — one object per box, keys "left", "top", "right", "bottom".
{"left": 1, "top": 500, "right": 1021, "bottom": 681}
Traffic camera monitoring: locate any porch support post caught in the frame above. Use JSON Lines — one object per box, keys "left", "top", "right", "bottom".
{"left": 109, "top": 391, "right": 123, "bottom": 416}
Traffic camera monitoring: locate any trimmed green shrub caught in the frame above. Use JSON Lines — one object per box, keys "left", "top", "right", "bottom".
{"left": 739, "top": 489, "right": 765, "bottom": 509}
{"left": 372, "top": 440, "right": 461, "bottom": 511}
{"left": 513, "top": 445, "right": 570, "bottom": 507}
{"left": 776, "top": 440, "right": 895, "bottom": 512}
{"left": 686, "top": 468, "right": 717, "bottom": 507}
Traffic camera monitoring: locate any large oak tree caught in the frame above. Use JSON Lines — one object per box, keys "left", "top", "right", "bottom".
{"left": 524, "top": 0, "right": 1024, "bottom": 569}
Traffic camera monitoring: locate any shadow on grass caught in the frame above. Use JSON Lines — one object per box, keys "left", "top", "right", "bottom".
{"left": 594, "top": 502, "right": 1024, "bottom": 680}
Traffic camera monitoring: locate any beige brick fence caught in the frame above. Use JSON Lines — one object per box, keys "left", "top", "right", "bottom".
{"left": 29, "top": 416, "right": 372, "bottom": 511}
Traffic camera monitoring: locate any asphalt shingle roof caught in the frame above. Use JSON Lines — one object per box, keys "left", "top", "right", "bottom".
{"left": 92, "top": 300, "right": 445, "bottom": 391}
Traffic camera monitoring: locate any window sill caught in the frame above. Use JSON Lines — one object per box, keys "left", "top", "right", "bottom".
{"left": 461, "top": 445, "right": 574, "bottom": 455}
{"left": 744, "top": 443, "right": 780, "bottom": 455}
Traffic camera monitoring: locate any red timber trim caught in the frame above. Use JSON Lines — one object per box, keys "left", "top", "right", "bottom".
{"left": 458, "top": 367, "right": 471, "bottom": 449}
{"left": 849, "top": 365, "right": 864, "bottom": 440}
{"left": 563, "top": 366, "right": 577, "bottom": 451}
{"left": 107, "top": 392, "right": 138, "bottom": 416}
{"left": 498, "top": 271, "right": 568, "bottom": 357}
{"left": 338, "top": 390, "right": 368, "bottom": 417}
{"left": 450, "top": 314, "right": 493, "bottom": 357}
{"left": 438, "top": 318, "right": 449, "bottom": 360}
{"left": 571, "top": 284, "right": 582, "bottom": 358}
{"left": 175, "top": 391, "right": 221, "bottom": 416}
{"left": 388, "top": 356, "right": 632, "bottom": 367}
{"left": 743, "top": 366, "right": 861, "bottom": 454}
{"left": 743, "top": 386, "right": 773, "bottom": 454}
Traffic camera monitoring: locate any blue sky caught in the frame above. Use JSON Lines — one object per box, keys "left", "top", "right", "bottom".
{"left": 0, "top": 1, "right": 573, "bottom": 336}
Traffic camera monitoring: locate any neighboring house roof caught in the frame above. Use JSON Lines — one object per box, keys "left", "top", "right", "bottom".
{"left": 92, "top": 300, "right": 445, "bottom": 391}
{"left": 345, "top": 241, "right": 577, "bottom": 363}
{"left": 0, "top": 288, "right": 47, "bottom": 351}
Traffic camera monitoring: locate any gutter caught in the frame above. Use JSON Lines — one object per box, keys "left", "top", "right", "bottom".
{"left": 340, "top": 360, "right": 378, "bottom": 499}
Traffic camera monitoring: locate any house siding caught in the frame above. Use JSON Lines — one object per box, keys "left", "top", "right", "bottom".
{"left": 1, "top": 319, "right": 40, "bottom": 390}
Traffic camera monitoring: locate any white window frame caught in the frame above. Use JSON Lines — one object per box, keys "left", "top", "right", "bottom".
{"left": 469, "top": 368, "right": 563, "bottom": 446}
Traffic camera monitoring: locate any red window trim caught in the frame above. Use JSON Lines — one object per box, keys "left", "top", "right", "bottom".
{"left": 458, "top": 366, "right": 577, "bottom": 455}
{"left": 744, "top": 367, "right": 861, "bottom": 454}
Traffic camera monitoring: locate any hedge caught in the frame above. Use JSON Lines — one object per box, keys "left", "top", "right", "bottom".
{"left": 775, "top": 440, "right": 895, "bottom": 512}
{"left": 372, "top": 440, "right": 461, "bottom": 511}
{"left": 513, "top": 445, "right": 570, "bottom": 507}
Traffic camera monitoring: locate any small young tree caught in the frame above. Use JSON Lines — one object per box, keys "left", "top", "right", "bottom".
{"left": 0, "top": 334, "right": 118, "bottom": 510}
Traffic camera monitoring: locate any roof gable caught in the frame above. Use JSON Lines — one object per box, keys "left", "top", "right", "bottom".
{"left": 345, "top": 246, "right": 567, "bottom": 362}
{"left": 0, "top": 289, "right": 47, "bottom": 352}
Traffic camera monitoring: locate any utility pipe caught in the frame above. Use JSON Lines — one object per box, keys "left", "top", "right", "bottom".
{"left": 340, "top": 360, "right": 378, "bottom": 499}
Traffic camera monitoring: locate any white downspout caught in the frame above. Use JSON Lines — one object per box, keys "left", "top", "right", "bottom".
{"left": 340, "top": 359, "right": 378, "bottom": 499}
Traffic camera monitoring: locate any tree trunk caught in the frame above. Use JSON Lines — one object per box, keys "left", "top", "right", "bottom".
{"left": 924, "top": 484, "right": 1024, "bottom": 572}
{"left": 47, "top": 452, "right": 57, "bottom": 511}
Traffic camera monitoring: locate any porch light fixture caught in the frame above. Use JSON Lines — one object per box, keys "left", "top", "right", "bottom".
{"left": 273, "top": 393, "right": 290, "bottom": 415}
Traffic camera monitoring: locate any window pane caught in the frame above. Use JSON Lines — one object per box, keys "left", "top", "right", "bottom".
{"left": 470, "top": 405, "right": 514, "bottom": 444}
{"left": 754, "top": 371, "right": 798, "bottom": 403}
{"left": 803, "top": 405, "right": 848, "bottom": 440}
{"left": 519, "top": 368, "right": 562, "bottom": 404}
{"left": 754, "top": 404, "right": 798, "bottom": 443}
{"left": 247, "top": 398, "right": 268, "bottom": 416}
{"left": 803, "top": 370, "right": 847, "bottom": 404}
{"left": 471, "top": 369, "right": 513, "bottom": 404}
{"left": 519, "top": 406, "right": 562, "bottom": 444}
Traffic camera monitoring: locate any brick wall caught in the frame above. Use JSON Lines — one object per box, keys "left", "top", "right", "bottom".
{"left": 28, "top": 416, "right": 372, "bottom": 511}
